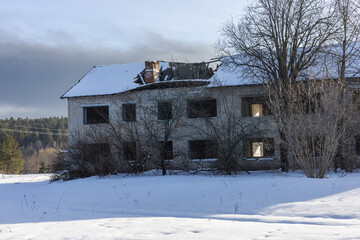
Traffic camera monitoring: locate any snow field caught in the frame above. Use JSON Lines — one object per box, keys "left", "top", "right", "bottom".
{"left": 0, "top": 171, "right": 360, "bottom": 239}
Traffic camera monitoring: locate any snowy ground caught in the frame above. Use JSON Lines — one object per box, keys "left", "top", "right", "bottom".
{"left": 1, "top": 171, "right": 360, "bottom": 239}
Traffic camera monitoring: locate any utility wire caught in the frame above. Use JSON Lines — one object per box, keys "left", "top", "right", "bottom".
{"left": 0, "top": 123, "right": 67, "bottom": 132}
{"left": 0, "top": 128, "right": 68, "bottom": 136}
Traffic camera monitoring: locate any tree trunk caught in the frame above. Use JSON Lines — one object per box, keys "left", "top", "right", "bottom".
{"left": 280, "top": 131, "right": 288, "bottom": 172}
{"left": 161, "top": 159, "right": 166, "bottom": 175}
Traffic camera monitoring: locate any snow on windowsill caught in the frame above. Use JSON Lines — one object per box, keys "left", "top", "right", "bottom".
{"left": 246, "top": 157, "right": 274, "bottom": 161}
{"left": 191, "top": 158, "right": 218, "bottom": 162}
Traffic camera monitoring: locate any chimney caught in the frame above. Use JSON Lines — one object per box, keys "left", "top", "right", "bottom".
{"left": 144, "top": 60, "right": 160, "bottom": 84}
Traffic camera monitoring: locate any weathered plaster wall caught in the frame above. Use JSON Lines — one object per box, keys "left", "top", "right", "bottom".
{"left": 67, "top": 84, "right": 281, "bottom": 171}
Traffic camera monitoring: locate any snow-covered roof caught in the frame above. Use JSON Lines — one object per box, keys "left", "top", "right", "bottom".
{"left": 307, "top": 43, "right": 360, "bottom": 79}
{"left": 62, "top": 62, "right": 167, "bottom": 98}
{"left": 209, "top": 43, "right": 360, "bottom": 87}
{"left": 62, "top": 44, "right": 360, "bottom": 99}
{"left": 208, "top": 61, "right": 259, "bottom": 87}
{"left": 61, "top": 61, "right": 210, "bottom": 98}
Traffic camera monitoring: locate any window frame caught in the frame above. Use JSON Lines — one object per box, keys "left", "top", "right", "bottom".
{"left": 187, "top": 99, "right": 217, "bottom": 118}
{"left": 243, "top": 138, "right": 275, "bottom": 159}
{"left": 122, "top": 103, "right": 136, "bottom": 122}
{"left": 84, "top": 143, "right": 110, "bottom": 161}
{"left": 299, "top": 92, "right": 323, "bottom": 114}
{"left": 82, "top": 104, "right": 110, "bottom": 125}
{"left": 158, "top": 141, "right": 173, "bottom": 160}
{"left": 188, "top": 140, "right": 218, "bottom": 159}
{"left": 158, "top": 101, "right": 172, "bottom": 120}
{"left": 241, "top": 96, "right": 271, "bottom": 117}
{"left": 355, "top": 135, "right": 360, "bottom": 155}
{"left": 123, "top": 142, "right": 137, "bottom": 161}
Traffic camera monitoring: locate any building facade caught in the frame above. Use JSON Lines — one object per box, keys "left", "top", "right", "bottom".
{"left": 62, "top": 60, "right": 360, "bottom": 172}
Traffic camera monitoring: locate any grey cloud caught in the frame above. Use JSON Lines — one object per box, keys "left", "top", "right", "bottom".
{"left": 0, "top": 104, "right": 40, "bottom": 119}
{"left": 0, "top": 30, "right": 212, "bottom": 118}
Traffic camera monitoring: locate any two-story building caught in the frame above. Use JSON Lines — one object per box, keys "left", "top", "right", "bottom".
{"left": 61, "top": 58, "right": 360, "bottom": 172}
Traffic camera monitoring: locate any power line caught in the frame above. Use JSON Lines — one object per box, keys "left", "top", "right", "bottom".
{"left": 0, "top": 128, "right": 68, "bottom": 136}
{"left": 0, "top": 123, "right": 67, "bottom": 132}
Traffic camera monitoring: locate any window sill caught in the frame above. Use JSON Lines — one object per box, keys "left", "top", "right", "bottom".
{"left": 157, "top": 119, "right": 172, "bottom": 121}
{"left": 191, "top": 158, "right": 218, "bottom": 162}
{"left": 187, "top": 117, "right": 217, "bottom": 119}
{"left": 245, "top": 157, "right": 274, "bottom": 161}
{"left": 83, "top": 122, "right": 109, "bottom": 125}
{"left": 242, "top": 115, "right": 272, "bottom": 118}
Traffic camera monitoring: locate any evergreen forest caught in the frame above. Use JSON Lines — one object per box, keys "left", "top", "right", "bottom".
{"left": 0, "top": 117, "right": 68, "bottom": 174}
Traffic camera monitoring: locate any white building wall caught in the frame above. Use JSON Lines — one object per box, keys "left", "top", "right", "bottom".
{"left": 67, "top": 84, "right": 280, "bottom": 171}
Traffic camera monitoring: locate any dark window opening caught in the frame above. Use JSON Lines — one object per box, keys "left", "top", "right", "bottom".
{"left": 300, "top": 93, "right": 323, "bottom": 114}
{"left": 124, "top": 142, "right": 136, "bottom": 161}
{"left": 353, "top": 90, "right": 360, "bottom": 110}
{"left": 158, "top": 101, "right": 172, "bottom": 120}
{"left": 188, "top": 99, "right": 217, "bottom": 118}
{"left": 159, "top": 141, "right": 173, "bottom": 159}
{"left": 355, "top": 135, "right": 360, "bottom": 155}
{"left": 83, "top": 106, "right": 109, "bottom": 124}
{"left": 123, "top": 103, "right": 136, "bottom": 122}
{"left": 242, "top": 96, "right": 271, "bottom": 117}
{"left": 84, "top": 143, "right": 110, "bottom": 160}
{"left": 189, "top": 140, "right": 218, "bottom": 159}
{"left": 244, "top": 138, "right": 274, "bottom": 158}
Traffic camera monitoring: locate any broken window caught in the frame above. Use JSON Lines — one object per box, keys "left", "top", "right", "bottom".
{"left": 189, "top": 140, "right": 218, "bottom": 159}
{"left": 158, "top": 141, "right": 173, "bottom": 160}
{"left": 188, "top": 99, "right": 217, "bottom": 118}
{"left": 244, "top": 138, "right": 274, "bottom": 158}
{"left": 83, "top": 105, "right": 109, "bottom": 124}
{"left": 158, "top": 101, "right": 172, "bottom": 120}
{"left": 123, "top": 142, "right": 136, "bottom": 161}
{"left": 123, "top": 103, "right": 136, "bottom": 122}
{"left": 242, "top": 96, "right": 271, "bottom": 117}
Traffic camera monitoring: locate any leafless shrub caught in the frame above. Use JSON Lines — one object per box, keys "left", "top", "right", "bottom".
{"left": 269, "top": 79, "right": 357, "bottom": 177}
{"left": 52, "top": 129, "right": 117, "bottom": 180}
{"left": 216, "top": 0, "right": 340, "bottom": 171}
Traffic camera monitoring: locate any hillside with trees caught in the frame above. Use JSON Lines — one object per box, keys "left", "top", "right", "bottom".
{"left": 0, "top": 117, "right": 67, "bottom": 173}
{"left": 0, "top": 134, "right": 23, "bottom": 174}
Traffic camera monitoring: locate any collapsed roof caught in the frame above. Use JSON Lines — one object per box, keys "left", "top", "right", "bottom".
{"left": 61, "top": 61, "right": 216, "bottom": 98}
{"left": 61, "top": 44, "right": 360, "bottom": 99}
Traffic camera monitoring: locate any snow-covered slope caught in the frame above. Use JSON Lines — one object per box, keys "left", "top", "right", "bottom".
{"left": 1, "top": 171, "right": 360, "bottom": 239}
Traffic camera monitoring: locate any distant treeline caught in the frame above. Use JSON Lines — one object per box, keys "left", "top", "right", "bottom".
{"left": 0, "top": 117, "right": 68, "bottom": 148}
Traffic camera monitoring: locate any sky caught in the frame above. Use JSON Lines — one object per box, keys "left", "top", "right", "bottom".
{"left": 0, "top": 0, "right": 249, "bottom": 119}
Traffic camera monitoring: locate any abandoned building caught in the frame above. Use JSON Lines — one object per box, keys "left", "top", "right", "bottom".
{"left": 61, "top": 58, "right": 360, "bottom": 172}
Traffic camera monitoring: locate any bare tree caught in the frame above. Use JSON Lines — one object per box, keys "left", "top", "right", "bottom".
{"left": 137, "top": 90, "right": 188, "bottom": 175}
{"left": 94, "top": 90, "right": 189, "bottom": 175}
{"left": 217, "top": 0, "right": 338, "bottom": 171}
{"left": 94, "top": 109, "right": 151, "bottom": 174}
{"left": 327, "top": 0, "right": 360, "bottom": 170}
{"left": 193, "top": 93, "right": 266, "bottom": 174}
{"left": 333, "top": 0, "right": 360, "bottom": 80}
{"left": 270, "top": 78, "right": 359, "bottom": 177}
